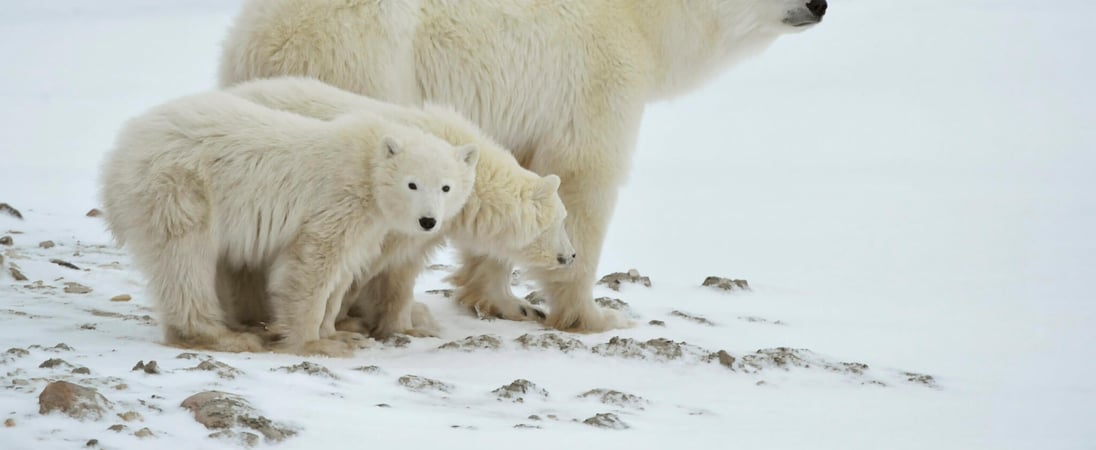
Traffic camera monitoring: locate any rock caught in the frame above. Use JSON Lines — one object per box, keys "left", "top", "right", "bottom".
{"left": 133, "top": 427, "right": 154, "bottom": 438}
{"left": 51, "top": 259, "right": 81, "bottom": 270}
{"left": 513, "top": 423, "right": 541, "bottom": 429}
{"left": 738, "top": 315, "right": 785, "bottom": 325}
{"left": 175, "top": 352, "right": 208, "bottom": 360}
{"left": 39, "top": 358, "right": 72, "bottom": 369}
{"left": 425, "top": 288, "right": 454, "bottom": 298}
{"left": 491, "top": 379, "right": 548, "bottom": 402}
{"left": 109, "top": 294, "right": 131, "bottom": 302}
{"left": 597, "top": 269, "right": 651, "bottom": 291}
{"left": 72, "top": 367, "right": 91, "bottom": 375}
{"left": 351, "top": 365, "right": 383, "bottom": 374}
{"left": 86, "top": 208, "right": 103, "bottom": 218}
{"left": 187, "top": 359, "right": 244, "bottom": 380}
{"left": 38, "top": 381, "right": 112, "bottom": 420}
{"left": 648, "top": 320, "right": 666, "bottom": 327}
{"left": 582, "top": 412, "right": 629, "bottom": 430}
{"left": 670, "top": 310, "right": 716, "bottom": 326}
{"left": 398, "top": 375, "right": 453, "bottom": 393}
{"left": 118, "top": 411, "right": 142, "bottom": 422}
{"left": 209, "top": 430, "right": 261, "bottom": 448}
{"left": 0, "top": 235, "right": 11, "bottom": 246}
{"left": 107, "top": 424, "right": 126, "bottom": 432}
{"left": 578, "top": 389, "right": 648, "bottom": 410}
{"left": 272, "top": 362, "right": 338, "bottom": 379}
{"left": 63, "top": 282, "right": 92, "bottom": 294}
{"left": 0, "top": 203, "right": 23, "bottom": 220}
{"left": 702, "top": 276, "right": 750, "bottom": 291}
{"left": 38, "top": 240, "right": 55, "bottom": 249}
{"left": 438, "top": 335, "right": 502, "bottom": 351}
{"left": 85, "top": 439, "right": 98, "bottom": 447}
{"left": 4, "top": 418, "right": 14, "bottom": 427}
{"left": 181, "top": 391, "right": 296, "bottom": 443}
{"left": 594, "top": 296, "right": 630, "bottom": 311}
{"left": 514, "top": 333, "right": 587, "bottom": 352}
{"left": 591, "top": 336, "right": 708, "bottom": 362}
{"left": 708, "top": 350, "right": 736, "bottom": 368}
{"left": 5, "top": 347, "right": 29, "bottom": 359}
{"left": 904, "top": 372, "right": 938, "bottom": 388}
{"left": 131, "top": 360, "right": 160, "bottom": 374}
{"left": 8, "top": 265, "right": 27, "bottom": 281}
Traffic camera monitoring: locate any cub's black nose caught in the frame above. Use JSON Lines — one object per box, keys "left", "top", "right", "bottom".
{"left": 556, "top": 253, "right": 576, "bottom": 265}
{"left": 419, "top": 217, "right": 436, "bottom": 230}
{"left": 806, "top": 0, "right": 827, "bottom": 18}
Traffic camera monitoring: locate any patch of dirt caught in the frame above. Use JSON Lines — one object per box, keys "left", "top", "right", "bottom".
{"left": 398, "top": 375, "right": 453, "bottom": 393}
{"left": 707, "top": 350, "right": 736, "bottom": 369}
{"left": 180, "top": 391, "right": 296, "bottom": 444}
{"left": 591, "top": 337, "right": 709, "bottom": 362}
{"left": 491, "top": 379, "right": 548, "bottom": 402}
{"left": 351, "top": 365, "right": 383, "bottom": 374}
{"left": 39, "top": 358, "right": 73, "bottom": 369}
{"left": 702, "top": 276, "right": 750, "bottom": 291}
{"left": 425, "top": 289, "right": 453, "bottom": 298}
{"left": 38, "top": 381, "right": 113, "bottom": 420}
{"left": 438, "top": 335, "right": 502, "bottom": 351}
{"left": 582, "top": 412, "right": 629, "bottom": 429}
{"left": 738, "top": 316, "right": 786, "bottom": 325}
{"left": 514, "top": 333, "right": 587, "bottom": 352}
{"left": 594, "top": 297, "right": 635, "bottom": 316}
{"left": 904, "top": 372, "right": 939, "bottom": 388}
{"left": 597, "top": 269, "right": 651, "bottom": 291}
{"left": 578, "top": 389, "right": 648, "bottom": 410}
{"left": 272, "top": 362, "right": 338, "bottom": 380}
{"left": 670, "top": 310, "right": 716, "bottom": 326}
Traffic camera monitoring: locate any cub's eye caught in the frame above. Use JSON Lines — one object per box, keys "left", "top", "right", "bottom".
{"left": 442, "top": 185, "right": 450, "bottom": 193}
{"left": 408, "top": 183, "right": 418, "bottom": 190}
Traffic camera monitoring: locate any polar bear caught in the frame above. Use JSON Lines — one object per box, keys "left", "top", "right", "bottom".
{"left": 99, "top": 90, "right": 478, "bottom": 355}
{"left": 219, "top": 0, "right": 828, "bottom": 332}
{"left": 225, "top": 77, "right": 580, "bottom": 337}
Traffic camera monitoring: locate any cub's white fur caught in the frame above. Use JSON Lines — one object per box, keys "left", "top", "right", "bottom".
{"left": 220, "top": 0, "right": 826, "bottom": 332}
{"left": 227, "top": 77, "right": 576, "bottom": 336}
{"left": 99, "top": 90, "right": 477, "bottom": 355}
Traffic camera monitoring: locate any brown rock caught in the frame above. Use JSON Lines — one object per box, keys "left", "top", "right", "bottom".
{"left": 709, "top": 350, "right": 736, "bottom": 368}
{"left": 118, "top": 411, "right": 143, "bottom": 422}
{"left": 0, "top": 203, "right": 23, "bottom": 220}
{"left": 133, "top": 427, "right": 154, "bottom": 438}
{"left": 51, "top": 259, "right": 81, "bottom": 270}
{"left": 582, "top": 412, "right": 629, "bottom": 429}
{"left": 38, "top": 381, "right": 112, "bottom": 420}
{"left": 181, "top": 391, "right": 296, "bottom": 443}
{"left": 4, "top": 418, "right": 14, "bottom": 427}
{"left": 63, "top": 282, "right": 92, "bottom": 294}
{"left": 702, "top": 276, "right": 750, "bottom": 291}
{"left": 86, "top": 208, "right": 102, "bottom": 218}
{"left": 110, "top": 294, "right": 132, "bottom": 302}
{"left": 597, "top": 269, "right": 651, "bottom": 291}
{"left": 8, "top": 266, "right": 27, "bottom": 281}
{"left": 38, "top": 240, "right": 55, "bottom": 249}
{"left": 398, "top": 375, "right": 453, "bottom": 393}
{"left": 107, "top": 424, "right": 126, "bottom": 432}
{"left": 492, "top": 379, "right": 549, "bottom": 402}
{"left": 0, "top": 235, "right": 11, "bottom": 246}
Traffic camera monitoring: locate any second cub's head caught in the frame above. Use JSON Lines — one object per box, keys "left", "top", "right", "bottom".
{"left": 372, "top": 133, "right": 478, "bottom": 235}
{"left": 488, "top": 174, "right": 575, "bottom": 270}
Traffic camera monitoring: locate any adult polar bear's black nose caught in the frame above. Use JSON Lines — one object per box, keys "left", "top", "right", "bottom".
{"left": 806, "top": 0, "right": 828, "bottom": 18}
{"left": 557, "top": 253, "right": 576, "bottom": 266}
{"left": 419, "top": 217, "right": 436, "bottom": 230}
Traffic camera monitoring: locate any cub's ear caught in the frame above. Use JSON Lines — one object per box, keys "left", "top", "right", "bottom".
{"left": 456, "top": 144, "right": 479, "bottom": 167}
{"left": 382, "top": 136, "right": 401, "bottom": 157}
{"left": 535, "top": 174, "right": 561, "bottom": 198}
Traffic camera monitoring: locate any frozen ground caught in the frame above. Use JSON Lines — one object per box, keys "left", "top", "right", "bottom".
{"left": 1, "top": 1, "right": 1093, "bottom": 449}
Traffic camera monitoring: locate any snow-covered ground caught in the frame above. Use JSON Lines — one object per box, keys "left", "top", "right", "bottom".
{"left": 1, "top": 1, "right": 1093, "bottom": 449}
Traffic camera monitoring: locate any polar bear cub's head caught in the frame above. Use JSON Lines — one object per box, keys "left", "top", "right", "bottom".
{"left": 495, "top": 174, "right": 576, "bottom": 269}
{"left": 372, "top": 133, "right": 478, "bottom": 235}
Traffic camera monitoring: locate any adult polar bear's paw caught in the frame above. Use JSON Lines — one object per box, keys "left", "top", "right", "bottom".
{"left": 544, "top": 303, "right": 635, "bottom": 334}
{"left": 329, "top": 331, "right": 376, "bottom": 349}
{"left": 275, "top": 338, "right": 355, "bottom": 358}
{"left": 181, "top": 330, "right": 265, "bottom": 353}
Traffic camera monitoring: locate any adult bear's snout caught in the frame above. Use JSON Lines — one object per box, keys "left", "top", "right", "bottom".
{"left": 806, "top": 0, "right": 828, "bottom": 18}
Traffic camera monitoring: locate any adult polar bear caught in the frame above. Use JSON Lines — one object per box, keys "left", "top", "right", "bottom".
{"left": 220, "top": 0, "right": 828, "bottom": 332}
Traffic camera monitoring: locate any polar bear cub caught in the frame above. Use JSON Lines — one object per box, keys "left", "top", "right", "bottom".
{"left": 99, "top": 90, "right": 477, "bottom": 355}
{"left": 226, "top": 77, "right": 582, "bottom": 337}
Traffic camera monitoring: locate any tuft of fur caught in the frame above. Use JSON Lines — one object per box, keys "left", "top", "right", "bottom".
{"left": 219, "top": 0, "right": 823, "bottom": 332}
{"left": 99, "top": 90, "right": 476, "bottom": 355}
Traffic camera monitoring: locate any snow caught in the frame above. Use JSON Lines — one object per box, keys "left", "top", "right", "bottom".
{"left": 1, "top": 1, "right": 1093, "bottom": 449}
